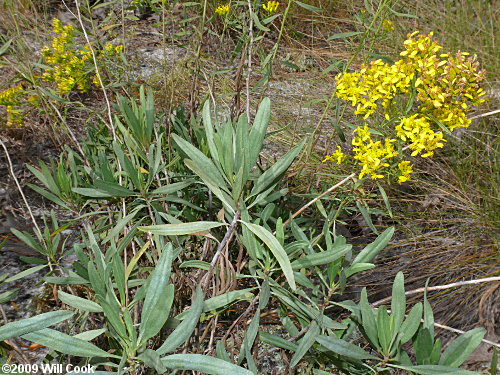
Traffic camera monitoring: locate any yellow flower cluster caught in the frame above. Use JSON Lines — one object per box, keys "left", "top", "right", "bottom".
{"left": 262, "top": 1, "right": 279, "bottom": 14}
{"left": 335, "top": 59, "right": 414, "bottom": 119}
{"left": 0, "top": 85, "right": 25, "bottom": 128}
{"left": 396, "top": 114, "right": 445, "bottom": 157}
{"left": 41, "top": 18, "right": 123, "bottom": 94}
{"left": 397, "top": 161, "right": 412, "bottom": 184}
{"left": 326, "top": 31, "right": 486, "bottom": 183}
{"left": 351, "top": 126, "right": 398, "bottom": 179}
{"left": 382, "top": 19, "right": 394, "bottom": 31}
{"left": 215, "top": 4, "right": 230, "bottom": 17}
{"left": 323, "top": 146, "right": 346, "bottom": 164}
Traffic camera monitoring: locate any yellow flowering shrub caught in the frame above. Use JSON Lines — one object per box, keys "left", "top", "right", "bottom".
{"left": 41, "top": 18, "right": 123, "bottom": 94}
{"left": 0, "top": 84, "right": 26, "bottom": 128}
{"left": 325, "top": 31, "right": 486, "bottom": 183}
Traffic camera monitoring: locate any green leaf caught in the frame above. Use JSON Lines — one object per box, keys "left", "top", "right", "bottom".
{"left": 216, "top": 340, "right": 231, "bottom": 362}
{"left": 316, "top": 334, "right": 378, "bottom": 360}
{"left": 377, "top": 305, "right": 392, "bottom": 354}
{"left": 391, "top": 272, "right": 406, "bottom": 335}
{"left": 251, "top": 10, "right": 270, "bottom": 32}
{"left": 0, "top": 39, "right": 12, "bottom": 56}
{"left": 73, "top": 328, "right": 107, "bottom": 341}
{"left": 387, "top": 6, "right": 418, "bottom": 19}
{"left": 139, "top": 221, "right": 225, "bottom": 236}
{"left": 160, "top": 354, "right": 253, "bottom": 375}
{"left": 139, "top": 243, "right": 174, "bottom": 344}
{"left": 248, "top": 98, "right": 271, "bottom": 172}
{"left": 240, "top": 221, "right": 296, "bottom": 291}
{"left": 58, "top": 291, "right": 103, "bottom": 313}
{"left": 399, "top": 302, "right": 423, "bottom": 344}
{"left": 22, "top": 328, "right": 120, "bottom": 358}
{"left": 440, "top": 328, "right": 486, "bottom": 367}
{"left": 72, "top": 187, "right": 133, "bottom": 198}
{"left": 290, "top": 321, "right": 320, "bottom": 367}
{"left": 291, "top": 245, "right": 350, "bottom": 270}
{"left": 172, "top": 134, "right": 228, "bottom": 190}
{"left": 250, "top": 138, "right": 306, "bottom": 198}
{"left": 352, "top": 227, "right": 394, "bottom": 264}
{"left": 260, "top": 332, "right": 298, "bottom": 352}
{"left": 359, "top": 288, "right": 379, "bottom": 350}
{"left": 294, "top": 0, "right": 323, "bottom": 12}
{"left": 3, "top": 264, "right": 47, "bottom": 283}
{"left": 0, "top": 310, "right": 73, "bottom": 341}
{"left": 151, "top": 180, "right": 194, "bottom": 195}
{"left": 27, "top": 184, "right": 70, "bottom": 210}
{"left": 389, "top": 365, "right": 480, "bottom": 375}
{"left": 0, "top": 288, "right": 19, "bottom": 304}
{"left": 184, "top": 159, "right": 236, "bottom": 213}
{"left": 156, "top": 286, "right": 204, "bottom": 355}
{"left": 344, "top": 263, "right": 376, "bottom": 278}
{"left": 327, "top": 31, "right": 362, "bottom": 41}
{"left": 377, "top": 182, "right": 393, "bottom": 218}
{"left": 179, "top": 260, "right": 210, "bottom": 270}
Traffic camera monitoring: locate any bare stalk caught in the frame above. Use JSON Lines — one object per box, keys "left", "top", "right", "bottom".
{"left": 371, "top": 276, "right": 500, "bottom": 307}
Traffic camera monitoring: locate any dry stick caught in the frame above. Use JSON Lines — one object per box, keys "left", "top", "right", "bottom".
{"left": 0, "top": 138, "right": 43, "bottom": 243}
{"left": 202, "top": 210, "right": 240, "bottom": 291}
{"left": 371, "top": 276, "right": 500, "bottom": 307}
{"left": 469, "top": 108, "right": 500, "bottom": 120}
{"left": 281, "top": 172, "right": 356, "bottom": 229}
{"left": 432, "top": 321, "right": 500, "bottom": 349}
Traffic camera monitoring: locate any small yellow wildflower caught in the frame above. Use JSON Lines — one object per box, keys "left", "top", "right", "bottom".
{"left": 323, "top": 146, "right": 347, "bottom": 164}
{"left": 397, "top": 161, "right": 413, "bottom": 184}
{"left": 382, "top": 19, "right": 394, "bottom": 31}
{"left": 215, "top": 4, "right": 230, "bottom": 17}
{"left": 262, "top": 0, "right": 279, "bottom": 14}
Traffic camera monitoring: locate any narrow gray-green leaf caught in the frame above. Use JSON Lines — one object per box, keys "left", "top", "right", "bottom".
{"left": 3, "top": 264, "right": 47, "bottom": 283}
{"left": 290, "top": 321, "right": 320, "bottom": 367}
{"left": 352, "top": 227, "right": 394, "bottom": 265}
{"left": 316, "top": 335, "right": 377, "bottom": 359}
{"left": 160, "top": 354, "right": 253, "bottom": 375}
{"left": 391, "top": 272, "right": 406, "bottom": 334}
{"left": 22, "top": 328, "right": 120, "bottom": 358}
{"left": 440, "top": 328, "right": 486, "bottom": 367}
{"left": 156, "top": 286, "right": 204, "bottom": 355}
{"left": 151, "top": 180, "right": 194, "bottom": 195}
{"left": 240, "top": 221, "right": 296, "bottom": 291}
{"left": 139, "top": 221, "right": 225, "bottom": 236}
{"left": 73, "top": 328, "right": 107, "bottom": 341}
{"left": 0, "top": 310, "right": 73, "bottom": 341}
{"left": 250, "top": 138, "right": 306, "bottom": 198}
{"left": 58, "top": 291, "right": 103, "bottom": 313}
{"left": 291, "top": 245, "right": 350, "bottom": 270}
{"left": 139, "top": 243, "right": 174, "bottom": 344}
{"left": 316, "top": 334, "right": 378, "bottom": 360}
{"left": 399, "top": 302, "right": 423, "bottom": 344}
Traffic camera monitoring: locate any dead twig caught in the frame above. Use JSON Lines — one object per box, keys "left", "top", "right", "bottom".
{"left": 371, "top": 276, "right": 500, "bottom": 307}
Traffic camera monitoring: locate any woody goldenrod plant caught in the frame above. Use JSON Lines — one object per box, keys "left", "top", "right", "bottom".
{"left": 324, "top": 31, "right": 486, "bottom": 183}
{"left": 41, "top": 18, "right": 123, "bottom": 94}
{"left": 0, "top": 84, "right": 25, "bottom": 127}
